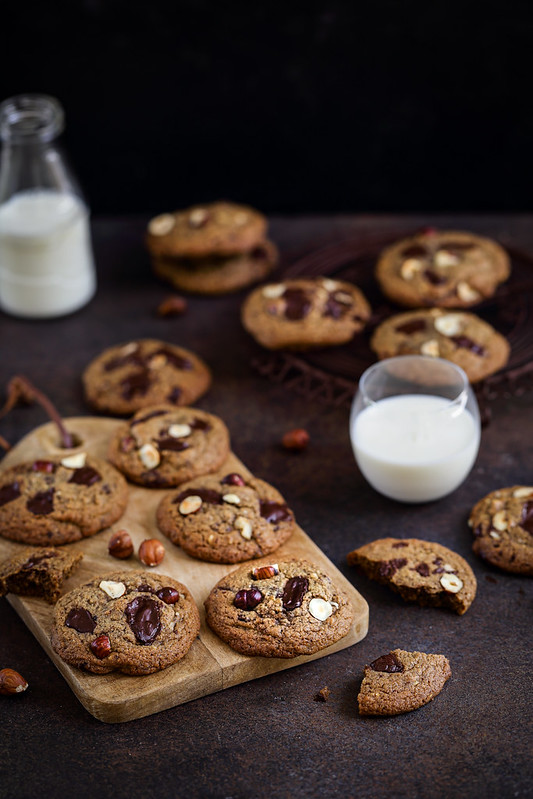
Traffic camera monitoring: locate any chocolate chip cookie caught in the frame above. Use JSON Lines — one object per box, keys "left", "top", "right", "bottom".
{"left": 376, "top": 229, "right": 510, "bottom": 308}
{"left": 157, "top": 471, "right": 296, "bottom": 563}
{"left": 347, "top": 537, "right": 477, "bottom": 614}
{"left": 82, "top": 339, "right": 212, "bottom": 416}
{"left": 0, "top": 546, "right": 83, "bottom": 604}
{"left": 358, "top": 649, "right": 452, "bottom": 716}
{"left": 370, "top": 308, "right": 510, "bottom": 383}
{"left": 107, "top": 405, "right": 230, "bottom": 488}
{"left": 147, "top": 201, "right": 278, "bottom": 294}
{"left": 205, "top": 559, "right": 355, "bottom": 657}
{"left": 50, "top": 570, "right": 200, "bottom": 675}
{"left": 241, "top": 277, "right": 371, "bottom": 350}
{"left": 0, "top": 454, "right": 128, "bottom": 546}
{"left": 469, "top": 485, "right": 533, "bottom": 575}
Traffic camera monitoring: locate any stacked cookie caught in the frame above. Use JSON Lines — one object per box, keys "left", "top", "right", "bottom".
{"left": 146, "top": 201, "right": 278, "bottom": 294}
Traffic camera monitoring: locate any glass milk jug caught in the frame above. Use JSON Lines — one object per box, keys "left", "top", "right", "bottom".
{"left": 0, "top": 94, "right": 96, "bottom": 318}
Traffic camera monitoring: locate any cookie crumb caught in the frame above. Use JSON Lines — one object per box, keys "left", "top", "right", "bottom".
{"left": 156, "top": 295, "right": 188, "bottom": 317}
{"left": 314, "top": 686, "right": 331, "bottom": 702}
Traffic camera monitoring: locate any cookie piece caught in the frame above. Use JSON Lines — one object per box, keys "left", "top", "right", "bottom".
{"left": 347, "top": 537, "right": 476, "bottom": 614}
{"left": 0, "top": 546, "right": 83, "bottom": 604}
{"left": 146, "top": 201, "right": 268, "bottom": 259}
{"left": 241, "top": 277, "right": 371, "bottom": 350}
{"left": 469, "top": 485, "right": 533, "bottom": 575}
{"left": 0, "top": 454, "right": 128, "bottom": 546}
{"left": 376, "top": 229, "right": 510, "bottom": 308}
{"left": 370, "top": 308, "right": 510, "bottom": 383}
{"left": 108, "top": 405, "right": 230, "bottom": 488}
{"left": 152, "top": 240, "right": 278, "bottom": 295}
{"left": 358, "top": 649, "right": 451, "bottom": 716}
{"left": 82, "top": 339, "right": 211, "bottom": 416}
{"left": 157, "top": 471, "right": 296, "bottom": 563}
{"left": 205, "top": 559, "right": 355, "bottom": 657}
{"left": 50, "top": 570, "right": 200, "bottom": 675}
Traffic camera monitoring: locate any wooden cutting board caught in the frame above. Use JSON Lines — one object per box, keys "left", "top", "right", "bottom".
{"left": 0, "top": 417, "right": 369, "bottom": 723}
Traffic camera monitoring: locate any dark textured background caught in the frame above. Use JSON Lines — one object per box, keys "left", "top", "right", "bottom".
{"left": 1, "top": 0, "right": 532, "bottom": 215}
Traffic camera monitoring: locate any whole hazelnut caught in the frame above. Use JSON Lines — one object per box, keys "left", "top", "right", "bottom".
{"left": 0, "top": 668, "right": 28, "bottom": 695}
{"left": 282, "top": 428, "right": 310, "bottom": 452}
{"left": 108, "top": 530, "right": 134, "bottom": 560}
{"left": 139, "top": 538, "right": 165, "bottom": 567}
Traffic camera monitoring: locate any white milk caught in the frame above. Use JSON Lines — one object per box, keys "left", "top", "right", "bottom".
{"left": 351, "top": 393, "right": 480, "bottom": 503}
{"left": 0, "top": 190, "right": 96, "bottom": 318}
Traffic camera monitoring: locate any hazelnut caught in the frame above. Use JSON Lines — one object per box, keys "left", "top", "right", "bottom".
{"left": 139, "top": 443, "right": 160, "bottom": 470}
{"left": 434, "top": 313, "right": 464, "bottom": 337}
{"left": 262, "top": 283, "right": 285, "bottom": 299}
{"left": 492, "top": 511, "right": 508, "bottom": 532}
{"left": 179, "top": 495, "right": 203, "bottom": 515}
{"left": 282, "top": 428, "right": 310, "bottom": 451}
{"left": 420, "top": 339, "right": 440, "bottom": 357}
{"left": 148, "top": 213, "right": 175, "bottom": 236}
{"left": 0, "top": 668, "right": 28, "bottom": 695}
{"left": 252, "top": 564, "right": 279, "bottom": 580}
{"left": 90, "top": 635, "right": 112, "bottom": 659}
{"left": 235, "top": 516, "right": 253, "bottom": 540}
{"left": 99, "top": 580, "right": 126, "bottom": 599}
{"left": 513, "top": 487, "right": 533, "bottom": 498}
{"left": 108, "top": 530, "right": 134, "bottom": 560}
{"left": 156, "top": 295, "right": 188, "bottom": 317}
{"left": 456, "top": 281, "right": 480, "bottom": 303}
{"left": 61, "top": 452, "right": 87, "bottom": 469}
{"left": 188, "top": 208, "right": 210, "bottom": 228}
{"left": 168, "top": 423, "right": 192, "bottom": 439}
{"left": 139, "top": 539, "right": 165, "bottom": 567}
{"left": 308, "top": 597, "right": 334, "bottom": 621}
{"left": 222, "top": 493, "right": 241, "bottom": 505}
{"left": 400, "top": 258, "right": 423, "bottom": 280}
{"left": 434, "top": 250, "right": 460, "bottom": 268}
{"left": 440, "top": 574, "right": 463, "bottom": 593}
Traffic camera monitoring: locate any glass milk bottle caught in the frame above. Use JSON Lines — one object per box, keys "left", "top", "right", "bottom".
{"left": 0, "top": 94, "right": 96, "bottom": 318}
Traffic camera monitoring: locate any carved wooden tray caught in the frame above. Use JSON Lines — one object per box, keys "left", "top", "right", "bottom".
{"left": 0, "top": 417, "right": 369, "bottom": 723}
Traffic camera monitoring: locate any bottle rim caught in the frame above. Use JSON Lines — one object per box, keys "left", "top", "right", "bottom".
{"left": 0, "top": 94, "right": 64, "bottom": 143}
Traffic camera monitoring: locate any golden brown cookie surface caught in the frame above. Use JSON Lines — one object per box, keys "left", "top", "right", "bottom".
{"left": 469, "top": 485, "right": 533, "bottom": 575}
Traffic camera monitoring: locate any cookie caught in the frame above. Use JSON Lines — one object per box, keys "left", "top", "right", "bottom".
{"left": 204, "top": 559, "right": 355, "bottom": 657}
{"left": 108, "top": 404, "right": 230, "bottom": 488}
{"left": 146, "top": 201, "right": 268, "bottom": 259}
{"left": 357, "top": 649, "right": 451, "bottom": 716}
{"left": 370, "top": 308, "right": 510, "bottom": 383}
{"left": 0, "top": 546, "right": 83, "bottom": 604}
{"left": 376, "top": 229, "right": 510, "bottom": 308}
{"left": 50, "top": 570, "right": 200, "bottom": 675}
{"left": 82, "top": 339, "right": 211, "bottom": 416}
{"left": 347, "top": 537, "right": 476, "bottom": 614}
{"left": 0, "top": 453, "right": 128, "bottom": 546}
{"left": 152, "top": 240, "right": 278, "bottom": 295}
{"left": 469, "top": 485, "right": 533, "bottom": 575}
{"left": 241, "top": 277, "right": 371, "bottom": 350}
{"left": 157, "top": 471, "right": 296, "bottom": 563}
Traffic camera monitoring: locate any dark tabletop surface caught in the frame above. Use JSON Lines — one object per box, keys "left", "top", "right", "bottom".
{"left": 0, "top": 213, "right": 531, "bottom": 799}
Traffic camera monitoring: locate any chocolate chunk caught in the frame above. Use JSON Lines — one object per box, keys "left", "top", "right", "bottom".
{"left": 22, "top": 552, "right": 57, "bottom": 570}
{"left": 120, "top": 370, "right": 151, "bottom": 400}
{"left": 521, "top": 500, "right": 533, "bottom": 534}
{"left": 104, "top": 352, "right": 144, "bottom": 371}
{"left": 392, "top": 541, "right": 409, "bottom": 548}
{"left": 424, "top": 269, "right": 447, "bottom": 285}
{"left": 125, "top": 595, "right": 161, "bottom": 644}
{"left": 395, "top": 319, "right": 427, "bottom": 334}
{"left": 167, "top": 387, "right": 182, "bottom": 404}
{"left": 0, "top": 481, "right": 21, "bottom": 507}
{"left": 156, "top": 587, "right": 180, "bottom": 604}
{"left": 369, "top": 652, "right": 404, "bottom": 673}
{"left": 65, "top": 607, "right": 97, "bottom": 633}
{"left": 190, "top": 418, "right": 210, "bottom": 431}
{"left": 174, "top": 487, "right": 222, "bottom": 504}
{"left": 130, "top": 410, "right": 168, "bottom": 427}
{"left": 27, "top": 488, "right": 55, "bottom": 515}
{"left": 152, "top": 347, "right": 193, "bottom": 371}
{"left": 283, "top": 288, "right": 312, "bottom": 320}
{"left": 282, "top": 576, "right": 309, "bottom": 610}
{"left": 450, "top": 336, "right": 485, "bottom": 356}
{"left": 260, "top": 500, "right": 292, "bottom": 524}
{"left": 31, "top": 460, "right": 56, "bottom": 473}
{"left": 68, "top": 466, "right": 101, "bottom": 486}
{"left": 137, "top": 584, "right": 156, "bottom": 594}
{"left": 377, "top": 558, "right": 407, "bottom": 578}
{"left": 323, "top": 293, "right": 351, "bottom": 319}
{"left": 413, "top": 562, "right": 430, "bottom": 577}
{"left": 234, "top": 588, "right": 263, "bottom": 610}
{"left": 221, "top": 473, "right": 246, "bottom": 486}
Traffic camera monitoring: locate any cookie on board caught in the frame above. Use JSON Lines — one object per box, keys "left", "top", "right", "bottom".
{"left": 50, "top": 570, "right": 200, "bottom": 675}
{"left": 205, "top": 559, "right": 355, "bottom": 657}
{"left": 0, "top": 546, "right": 83, "bottom": 604}
{"left": 157, "top": 471, "right": 295, "bottom": 563}
{"left": 0, "top": 454, "right": 128, "bottom": 546}
{"left": 82, "top": 339, "right": 212, "bottom": 416}
{"left": 469, "top": 485, "right": 533, "bottom": 575}
{"left": 358, "top": 649, "right": 451, "bottom": 716}
{"left": 241, "top": 276, "right": 371, "bottom": 350}
{"left": 375, "top": 229, "right": 510, "bottom": 308}
{"left": 370, "top": 308, "right": 510, "bottom": 383}
{"left": 108, "top": 404, "right": 230, "bottom": 488}
{"left": 347, "top": 537, "right": 477, "bottom": 614}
